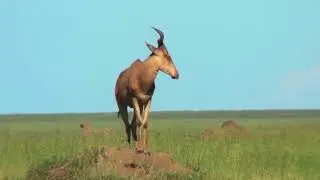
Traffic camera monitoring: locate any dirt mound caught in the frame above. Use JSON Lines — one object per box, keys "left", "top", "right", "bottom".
{"left": 221, "top": 120, "right": 249, "bottom": 133}
{"left": 80, "top": 121, "right": 114, "bottom": 137}
{"left": 97, "top": 146, "right": 190, "bottom": 177}
{"left": 202, "top": 121, "right": 249, "bottom": 139}
{"left": 26, "top": 146, "right": 190, "bottom": 179}
{"left": 26, "top": 147, "right": 100, "bottom": 180}
{"left": 221, "top": 120, "right": 241, "bottom": 129}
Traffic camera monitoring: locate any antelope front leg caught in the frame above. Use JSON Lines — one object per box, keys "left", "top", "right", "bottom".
{"left": 142, "top": 99, "right": 152, "bottom": 155}
{"left": 132, "top": 97, "right": 144, "bottom": 153}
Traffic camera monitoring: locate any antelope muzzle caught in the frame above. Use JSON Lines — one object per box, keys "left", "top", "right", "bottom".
{"left": 171, "top": 72, "right": 179, "bottom": 79}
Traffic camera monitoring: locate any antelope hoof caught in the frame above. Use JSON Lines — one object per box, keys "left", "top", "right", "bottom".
{"left": 143, "top": 150, "right": 151, "bottom": 156}
{"left": 136, "top": 149, "right": 144, "bottom": 154}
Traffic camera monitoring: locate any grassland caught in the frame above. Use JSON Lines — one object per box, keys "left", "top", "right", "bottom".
{"left": 0, "top": 110, "right": 320, "bottom": 179}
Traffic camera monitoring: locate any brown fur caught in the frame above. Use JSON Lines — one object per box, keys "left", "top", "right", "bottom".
{"left": 114, "top": 27, "right": 179, "bottom": 154}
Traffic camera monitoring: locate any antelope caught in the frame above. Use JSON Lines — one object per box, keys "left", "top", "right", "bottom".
{"left": 114, "top": 27, "right": 179, "bottom": 155}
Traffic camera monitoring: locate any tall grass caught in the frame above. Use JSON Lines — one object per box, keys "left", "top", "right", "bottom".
{"left": 0, "top": 113, "right": 320, "bottom": 179}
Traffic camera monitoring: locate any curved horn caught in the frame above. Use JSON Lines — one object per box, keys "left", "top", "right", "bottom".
{"left": 152, "top": 27, "right": 164, "bottom": 47}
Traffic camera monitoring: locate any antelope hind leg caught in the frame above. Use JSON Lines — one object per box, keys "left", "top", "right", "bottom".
{"left": 119, "top": 106, "right": 131, "bottom": 146}
{"left": 130, "top": 105, "right": 142, "bottom": 150}
{"left": 142, "top": 99, "right": 152, "bottom": 155}
{"left": 132, "top": 97, "right": 144, "bottom": 153}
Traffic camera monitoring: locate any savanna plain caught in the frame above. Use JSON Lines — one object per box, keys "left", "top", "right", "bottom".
{"left": 0, "top": 110, "right": 320, "bottom": 180}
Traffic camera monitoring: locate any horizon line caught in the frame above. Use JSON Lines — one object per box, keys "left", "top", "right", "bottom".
{"left": 1, "top": 108, "right": 320, "bottom": 116}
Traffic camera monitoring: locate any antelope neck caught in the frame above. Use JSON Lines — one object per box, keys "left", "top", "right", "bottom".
{"left": 143, "top": 56, "right": 161, "bottom": 78}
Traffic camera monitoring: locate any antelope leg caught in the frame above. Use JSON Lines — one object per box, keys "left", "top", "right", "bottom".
{"left": 136, "top": 92, "right": 151, "bottom": 102}
{"left": 130, "top": 104, "right": 143, "bottom": 148}
{"left": 119, "top": 106, "right": 130, "bottom": 146}
{"left": 132, "top": 97, "right": 144, "bottom": 152}
{"left": 142, "top": 99, "right": 152, "bottom": 155}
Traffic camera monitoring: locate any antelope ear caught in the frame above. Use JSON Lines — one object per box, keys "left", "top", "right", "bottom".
{"left": 145, "top": 42, "right": 157, "bottom": 53}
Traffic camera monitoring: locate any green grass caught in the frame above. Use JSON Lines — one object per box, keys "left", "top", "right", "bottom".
{"left": 0, "top": 110, "right": 320, "bottom": 179}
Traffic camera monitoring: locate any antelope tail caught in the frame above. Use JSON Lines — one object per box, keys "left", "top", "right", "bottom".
{"left": 117, "top": 111, "right": 120, "bottom": 118}
{"left": 115, "top": 84, "right": 121, "bottom": 119}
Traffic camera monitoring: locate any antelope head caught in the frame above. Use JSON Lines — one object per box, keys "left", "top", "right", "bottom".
{"left": 145, "top": 27, "right": 179, "bottom": 79}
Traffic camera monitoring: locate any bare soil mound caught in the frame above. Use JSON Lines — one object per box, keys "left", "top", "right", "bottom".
{"left": 202, "top": 120, "right": 249, "bottom": 139}
{"left": 80, "top": 121, "right": 114, "bottom": 137}
{"left": 221, "top": 120, "right": 241, "bottom": 129}
{"left": 221, "top": 120, "right": 249, "bottom": 134}
{"left": 97, "top": 146, "right": 190, "bottom": 177}
{"left": 26, "top": 146, "right": 190, "bottom": 179}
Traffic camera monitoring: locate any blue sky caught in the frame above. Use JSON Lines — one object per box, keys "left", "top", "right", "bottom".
{"left": 0, "top": 0, "right": 319, "bottom": 114}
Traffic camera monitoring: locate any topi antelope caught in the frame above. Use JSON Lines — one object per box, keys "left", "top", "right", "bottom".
{"left": 114, "top": 27, "right": 179, "bottom": 155}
